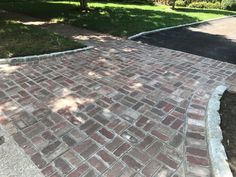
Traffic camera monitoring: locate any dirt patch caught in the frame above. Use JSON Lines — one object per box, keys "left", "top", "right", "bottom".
{"left": 220, "top": 90, "right": 236, "bottom": 176}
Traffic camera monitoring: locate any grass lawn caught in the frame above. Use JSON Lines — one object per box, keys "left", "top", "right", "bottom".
{"left": 0, "top": 12, "right": 84, "bottom": 58}
{"left": 0, "top": 1, "right": 235, "bottom": 37}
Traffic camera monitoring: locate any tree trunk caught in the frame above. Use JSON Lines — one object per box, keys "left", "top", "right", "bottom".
{"left": 171, "top": 0, "right": 176, "bottom": 9}
{"left": 80, "top": 0, "right": 88, "bottom": 10}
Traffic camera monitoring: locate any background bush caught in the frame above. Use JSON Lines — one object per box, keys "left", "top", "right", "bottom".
{"left": 221, "top": 0, "right": 236, "bottom": 10}
{"left": 188, "top": 1, "right": 221, "bottom": 8}
{"left": 175, "top": 0, "right": 186, "bottom": 6}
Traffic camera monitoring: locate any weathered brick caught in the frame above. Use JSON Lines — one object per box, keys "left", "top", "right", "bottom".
{"left": 142, "top": 160, "right": 161, "bottom": 177}
{"left": 97, "top": 150, "right": 116, "bottom": 165}
{"left": 106, "top": 137, "right": 123, "bottom": 152}
{"left": 186, "top": 147, "right": 208, "bottom": 157}
{"left": 63, "top": 150, "right": 81, "bottom": 168}
{"left": 137, "top": 135, "right": 154, "bottom": 150}
{"left": 67, "top": 163, "right": 89, "bottom": 177}
{"left": 162, "top": 115, "right": 176, "bottom": 125}
{"left": 88, "top": 156, "right": 107, "bottom": 173}
{"left": 42, "top": 141, "right": 61, "bottom": 155}
{"left": 156, "top": 153, "right": 178, "bottom": 169}
{"left": 99, "top": 128, "right": 114, "bottom": 139}
{"left": 187, "top": 155, "right": 209, "bottom": 166}
{"left": 151, "top": 130, "right": 169, "bottom": 141}
{"left": 122, "top": 155, "right": 142, "bottom": 171}
{"left": 91, "top": 132, "right": 107, "bottom": 145}
{"left": 54, "top": 157, "right": 72, "bottom": 175}
{"left": 23, "top": 122, "right": 45, "bottom": 138}
{"left": 31, "top": 153, "right": 47, "bottom": 169}
{"left": 51, "top": 121, "right": 73, "bottom": 137}
{"left": 41, "top": 165, "right": 56, "bottom": 176}
{"left": 129, "top": 148, "right": 149, "bottom": 164}
{"left": 171, "top": 119, "right": 183, "bottom": 130}
{"left": 146, "top": 141, "right": 163, "bottom": 156}
{"left": 136, "top": 115, "right": 149, "bottom": 127}
{"left": 62, "top": 134, "right": 76, "bottom": 147}
{"left": 114, "top": 143, "right": 130, "bottom": 157}
{"left": 80, "top": 143, "right": 99, "bottom": 159}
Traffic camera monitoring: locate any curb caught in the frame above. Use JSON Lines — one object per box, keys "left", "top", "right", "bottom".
{"left": 0, "top": 46, "right": 94, "bottom": 65}
{"left": 207, "top": 85, "right": 233, "bottom": 177}
{"left": 128, "top": 15, "right": 236, "bottom": 40}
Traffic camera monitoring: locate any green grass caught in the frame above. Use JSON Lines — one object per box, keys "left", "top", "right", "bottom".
{"left": 0, "top": 1, "right": 235, "bottom": 37}
{"left": 0, "top": 13, "right": 84, "bottom": 58}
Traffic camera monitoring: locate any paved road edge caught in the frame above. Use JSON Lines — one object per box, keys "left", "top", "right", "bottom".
{"left": 128, "top": 15, "right": 236, "bottom": 40}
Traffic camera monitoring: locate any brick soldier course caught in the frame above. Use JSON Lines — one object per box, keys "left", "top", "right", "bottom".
{"left": 0, "top": 20, "right": 236, "bottom": 177}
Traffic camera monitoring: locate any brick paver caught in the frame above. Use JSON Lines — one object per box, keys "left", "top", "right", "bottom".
{"left": 0, "top": 20, "right": 236, "bottom": 176}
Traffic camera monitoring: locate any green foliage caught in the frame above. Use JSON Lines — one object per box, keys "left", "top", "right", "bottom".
{"left": 188, "top": 1, "right": 221, "bottom": 9}
{"left": 95, "top": 0, "right": 155, "bottom": 5}
{"left": 221, "top": 0, "right": 236, "bottom": 10}
{"left": 176, "top": 0, "right": 186, "bottom": 6}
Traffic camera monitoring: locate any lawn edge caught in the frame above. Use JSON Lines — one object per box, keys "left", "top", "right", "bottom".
{"left": 128, "top": 15, "right": 236, "bottom": 40}
{"left": 207, "top": 85, "right": 233, "bottom": 177}
{"left": 0, "top": 46, "right": 93, "bottom": 65}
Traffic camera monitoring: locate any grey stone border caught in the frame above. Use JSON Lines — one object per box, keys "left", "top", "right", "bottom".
{"left": 0, "top": 46, "right": 94, "bottom": 65}
{"left": 207, "top": 85, "right": 233, "bottom": 177}
{"left": 128, "top": 15, "right": 236, "bottom": 40}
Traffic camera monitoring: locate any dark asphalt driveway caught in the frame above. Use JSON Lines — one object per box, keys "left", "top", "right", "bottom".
{"left": 133, "top": 16, "right": 236, "bottom": 64}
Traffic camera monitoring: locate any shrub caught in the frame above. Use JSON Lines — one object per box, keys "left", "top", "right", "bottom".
{"left": 176, "top": 0, "right": 186, "bottom": 6}
{"left": 188, "top": 1, "right": 221, "bottom": 9}
{"left": 221, "top": 0, "right": 236, "bottom": 10}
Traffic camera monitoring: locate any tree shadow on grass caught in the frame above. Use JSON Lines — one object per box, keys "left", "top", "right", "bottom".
{"left": 0, "top": 1, "right": 203, "bottom": 36}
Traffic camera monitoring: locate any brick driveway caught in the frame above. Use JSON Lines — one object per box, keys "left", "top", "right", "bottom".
{"left": 0, "top": 36, "right": 236, "bottom": 177}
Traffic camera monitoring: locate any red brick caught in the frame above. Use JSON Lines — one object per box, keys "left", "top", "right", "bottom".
{"left": 162, "top": 115, "right": 175, "bottom": 125}
{"left": 31, "top": 153, "right": 47, "bottom": 169}
{"left": 122, "top": 155, "right": 142, "bottom": 171}
{"left": 74, "top": 139, "right": 93, "bottom": 153}
{"left": 91, "top": 132, "right": 107, "bottom": 145}
{"left": 171, "top": 119, "right": 183, "bottom": 130}
{"left": 63, "top": 150, "right": 81, "bottom": 168}
{"left": 187, "top": 155, "right": 209, "bottom": 166}
{"left": 136, "top": 115, "right": 148, "bottom": 127}
{"left": 106, "top": 137, "right": 123, "bottom": 152}
{"left": 42, "top": 165, "right": 56, "bottom": 176}
{"left": 151, "top": 130, "right": 169, "bottom": 141}
{"left": 129, "top": 148, "right": 149, "bottom": 164}
{"left": 88, "top": 156, "right": 107, "bottom": 173}
{"left": 156, "top": 153, "right": 178, "bottom": 169}
{"left": 99, "top": 128, "right": 114, "bottom": 139}
{"left": 67, "top": 163, "right": 89, "bottom": 177}
{"left": 62, "top": 134, "right": 76, "bottom": 147}
{"left": 128, "top": 126, "right": 145, "bottom": 138}
{"left": 114, "top": 143, "right": 130, "bottom": 157}
{"left": 137, "top": 135, "right": 154, "bottom": 150}
{"left": 97, "top": 150, "right": 116, "bottom": 164}
{"left": 54, "top": 157, "right": 72, "bottom": 174}
{"left": 104, "top": 162, "right": 124, "bottom": 177}
{"left": 186, "top": 147, "right": 208, "bottom": 157}
{"left": 142, "top": 160, "right": 161, "bottom": 177}
{"left": 146, "top": 141, "right": 163, "bottom": 156}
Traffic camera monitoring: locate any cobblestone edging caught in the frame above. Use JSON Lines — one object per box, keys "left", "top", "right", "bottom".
{"left": 207, "top": 85, "right": 233, "bottom": 177}
{"left": 128, "top": 15, "right": 236, "bottom": 40}
{"left": 0, "top": 46, "right": 94, "bottom": 65}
